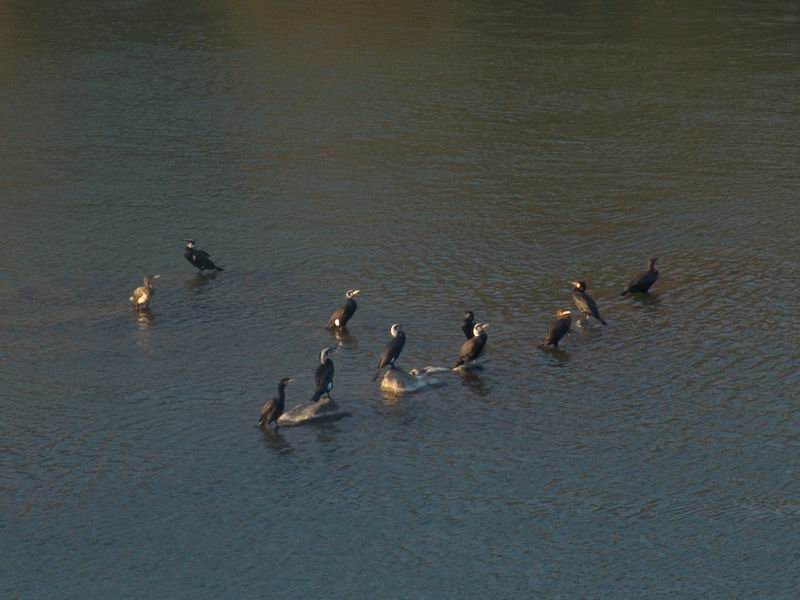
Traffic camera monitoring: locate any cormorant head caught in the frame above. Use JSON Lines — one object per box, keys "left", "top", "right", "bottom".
{"left": 649, "top": 257, "right": 659, "bottom": 267}
{"left": 390, "top": 323, "right": 402, "bottom": 337}
{"left": 570, "top": 281, "right": 587, "bottom": 291}
{"left": 320, "top": 346, "right": 339, "bottom": 363}
{"left": 463, "top": 310, "right": 475, "bottom": 321}
{"left": 345, "top": 289, "right": 361, "bottom": 299}
{"left": 143, "top": 274, "right": 160, "bottom": 286}
{"left": 556, "top": 309, "right": 572, "bottom": 319}
{"left": 185, "top": 239, "right": 196, "bottom": 248}
{"left": 473, "top": 323, "right": 489, "bottom": 336}
{"left": 279, "top": 377, "right": 295, "bottom": 386}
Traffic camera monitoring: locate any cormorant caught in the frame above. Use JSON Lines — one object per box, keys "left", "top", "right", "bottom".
{"left": 373, "top": 324, "right": 406, "bottom": 381}
{"left": 129, "top": 275, "right": 160, "bottom": 310}
{"left": 455, "top": 323, "right": 489, "bottom": 368}
{"left": 539, "top": 309, "right": 573, "bottom": 349}
{"left": 621, "top": 258, "right": 659, "bottom": 296}
{"left": 183, "top": 239, "right": 224, "bottom": 272}
{"left": 310, "top": 346, "right": 338, "bottom": 402}
{"left": 571, "top": 281, "right": 607, "bottom": 325}
{"left": 461, "top": 311, "right": 475, "bottom": 340}
{"left": 258, "top": 377, "right": 295, "bottom": 429}
{"left": 327, "top": 289, "right": 360, "bottom": 329}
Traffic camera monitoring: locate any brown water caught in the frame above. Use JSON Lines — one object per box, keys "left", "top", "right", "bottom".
{"left": 2, "top": 1, "right": 799, "bottom": 597}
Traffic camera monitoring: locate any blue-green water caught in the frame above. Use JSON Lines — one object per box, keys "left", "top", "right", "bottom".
{"left": 2, "top": 1, "right": 799, "bottom": 597}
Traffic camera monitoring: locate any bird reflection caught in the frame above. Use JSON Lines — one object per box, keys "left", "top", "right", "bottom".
{"left": 186, "top": 272, "right": 218, "bottom": 290}
{"left": 542, "top": 347, "right": 572, "bottom": 367}
{"left": 457, "top": 369, "right": 490, "bottom": 397}
{"left": 134, "top": 308, "right": 155, "bottom": 329}
{"left": 260, "top": 427, "right": 292, "bottom": 452}
{"left": 330, "top": 327, "right": 358, "bottom": 348}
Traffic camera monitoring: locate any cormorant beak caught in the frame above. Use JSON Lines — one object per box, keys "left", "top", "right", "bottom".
{"left": 482, "top": 323, "right": 490, "bottom": 329}
{"left": 352, "top": 290, "right": 361, "bottom": 296}
{"left": 287, "top": 378, "right": 295, "bottom": 384}
{"left": 153, "top": 274, "right": 161, "bottom": 279}
{"left": 569, "top": 281, "right": 579, "bottom": 288}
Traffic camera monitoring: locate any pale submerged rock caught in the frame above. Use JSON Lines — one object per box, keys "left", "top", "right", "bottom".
{"left": 277, "top": 396, "right": 350, "bottom": 427}
{"left": 380, "top": 367, "right": 447, "bottom": 394}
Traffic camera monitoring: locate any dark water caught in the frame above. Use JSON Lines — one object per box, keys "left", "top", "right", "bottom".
{"left": 2, "top": 1, "right": 799, "bottom": 597}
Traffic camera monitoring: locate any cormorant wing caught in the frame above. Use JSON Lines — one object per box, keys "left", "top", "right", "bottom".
{"left": 314, "top": 361, "right": 335, "bottom": 392}
{"left": 327, "top": 306, "right": 346, "bottom": 328}
{"left": 378, "top": 334, "right": 406, "bottom": 369}
{"left": 259, "top": 398, "right": 277, "bottom": 425}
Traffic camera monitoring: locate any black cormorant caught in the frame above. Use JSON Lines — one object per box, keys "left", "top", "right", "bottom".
{"left": 327, "top": 289, "right": 360, "bottom": 329}
{"left": 455, "top": 323, "right": 489, "bottom": 368}
{"left": 258, "top": 377, "right": 295, "bottom": 429}
{"left": 539, "top": 309, "right": 573, "bottom": 349}
{"left": 571, "top": 281, "right": 607, "bottom": 325}
{"left": 129, "top": 275, "right": 160, "bottom": 310}
{"left": 461, "top": 311, "right": 475, "bottom": 340}
{"left": 373, "top": 324, "right": 406, "bottom": 381}
{"left": 310, "top": 346, "right": 338, "bottom": 402}
{"left": 621, "top": 258, "right": 659, "bottom": 296}
{"left": 183, "top": 239, "right": 224, "bottom": 272}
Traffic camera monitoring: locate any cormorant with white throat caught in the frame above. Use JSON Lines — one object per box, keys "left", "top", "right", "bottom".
{"left": 311, "top": 346, "right": 338, "bottom": 402}
{"left": 539, "top": 309, "right": 573, "bottom": 349}
{"left": 621, "top": 258, "right": 659, "bottom": 296}
{"left": 129, "top": 275, "right": 160, "bottom": 310}
{"left": 373, "top": 324, "right": 406, "bottom": 381}
{"left": 571, "top": 281, "right": 607, "bottom": 325}
{"left": 455, "top": 323, "right": 489, "bottom": 368}
{"left": 183, "top": 239, "right": 224, "bottom": 273}
{"left": 461, "top": 311, "right": 475, "bottom": 340}
{"left": 258, "top": 378, "right": 295, "bottom": 429}
{"left": 327, "top": 289, "right": 360, "bottom": 329}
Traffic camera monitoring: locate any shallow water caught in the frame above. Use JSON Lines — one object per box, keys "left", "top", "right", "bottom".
{"left": 2, "top": 1, "right": 799, "bottom": 597}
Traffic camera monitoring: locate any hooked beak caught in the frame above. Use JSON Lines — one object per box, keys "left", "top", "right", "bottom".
{"left": 352, "top": 289, "right": 361, "bottom": 296}
{"left": 482, "top": 323, "right": 490, "bottom": 329}
{"left": 153, "top": 274, "right": 161, "bottom": 279}
{"left": 569, "top": 281, "right": 580, "bottom": 287}
{"left": 287, "top": 378, "right": 296, "bottom": 384}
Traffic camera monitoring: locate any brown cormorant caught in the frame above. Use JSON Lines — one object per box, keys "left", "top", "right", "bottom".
{"left": 571, "top": 281, "right": 607, "bottom": 325}
{"left": 621, "top": 258, "right": 659, "bottom": 296}
{"left": 373, "top": 324, "right": 406, "bottom": 381}
{"left": 455, "top": 323, "right": 489, "bottom": 368}
{"left": 183, "top": 239, "right": 224, "bottom": 272}
{"left": 539, "top": 309, "right": 573, "bottom": 349}
{"left": 129, "top": 275, "right": 160, "bottom": 310}
{"left": 327, "top": 289, "right": 360, "bottom": 329}
{"left": 258, "top": 378, "right": 295, "bottom": 429}
{"left": 310, "top": 346, "right": 338, "bottom": 402}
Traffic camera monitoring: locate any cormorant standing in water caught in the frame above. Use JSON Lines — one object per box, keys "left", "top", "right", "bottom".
{"left": 327, "top": 289, "right": 360, "bottom": 329}
{"left": 373, "top": 324, "right": 406, "bottom": 381}
{"left": 129, "top": 275, "right": 160, "bottom": 310}
{"left": 310, "top": 346, "right": 338, "bottom": 402}
{"left": 455, "top": 323, "right": 489, "bottom": 368}
{"left": 571, "top": 281, "right": 607, "bottom": 325}
{"left": 461, "top": 311, "right": 475, "bottom": 340}
{"left": 621, "top": 258, "right": 659, "bottom": 296}
{"left": 539, "top": 309, "right": 573, "bottom": 349}
{"left": 258, "top": 377, "right": 295, "bottom": 429}
{"left": 183, "top": 239, "right": 224, "bottom": 273}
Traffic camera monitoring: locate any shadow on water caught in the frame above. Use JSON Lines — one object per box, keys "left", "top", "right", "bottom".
{"left": 185, "top": 272, "right": 219, "bottom": 290}
{"left": 260, "top": 426, "right": 292, "bottom": 453}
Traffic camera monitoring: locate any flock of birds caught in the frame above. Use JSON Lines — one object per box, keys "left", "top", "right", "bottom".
{"left": 129, "top": 241, "right": 660, "bottom": 431}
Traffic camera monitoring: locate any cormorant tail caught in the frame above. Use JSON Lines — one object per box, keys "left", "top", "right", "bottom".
{"left": 372, "top": 369, "right": 381, "bottom": 382}
{"left": 620, "top": 289, "right": 630, "bottom": 297}
{"left": 309, "top": 391, "right": 322, "bottom": 403}
{"left": 215, "top": 265, "right": 224, "bottom": 271}
{"left": 599, "top": 317, "right": 608, "bottom": 326}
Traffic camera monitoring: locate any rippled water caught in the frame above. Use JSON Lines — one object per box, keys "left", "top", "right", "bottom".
{"left": 2, "top": 1, "right": 799, "bottom": 597}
